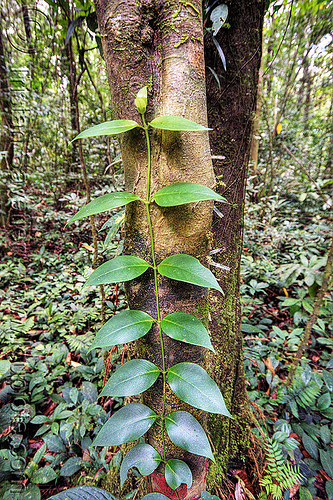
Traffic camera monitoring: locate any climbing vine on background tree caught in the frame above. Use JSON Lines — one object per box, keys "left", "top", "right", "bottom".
{"left": 54, "top": 87, "right": 232, "bottom": 500}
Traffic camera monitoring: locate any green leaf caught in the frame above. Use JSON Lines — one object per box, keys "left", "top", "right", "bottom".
{"left": 320, "top": 449, "right": 333, "bottom": 478}
{"left": 326, "top": 480, "right": 333, "bottom": 500}
{"left": 85, "top": 256, "right": 151, "bottom": 286}
{"left": 302, "top": 433, "right": 318, "bottom": 460}
{"left": 92, "top": 403, "right": 157, "bottom": 447}
{"left": 165, "top": 410, "right": 214, "bottom": 460}
{"left": 165, "top": 459, "right": 193, "bottom": 490}
{"left": 299, "top": 487, "right": 314, "bottom": 500}
{"left": 320, "top": 425, "right": 331, "bottom": 445}
{"left": 168, "top": 362, "right": 231, "bottom": 416}
{"left": 31, "top": 465, "right": 58, "bottom": 484}
{"left": 48, "top": 486, "right": 119, "bottom": 500}
{"left": 60, "top": 457, "right": 83, "bottom": 477}
{"left": 43, "top": 434, "right": 65, "bottom": 453}
{"left": 89, "top": 310, "right": 154, "bottom": 350}
{"left": 317, "top": 392, "right": 331, "bottom": 411}
{"left": 323, "top": 370, "right": 333, "bottom": 391}
{"left": 158, "top": 254, "right": 222, "bottom": 292}
{"left": 120, "top": 444, "right": 161, "bottom": 486}
{"left": 68, "top": 192, "right": 140, "bottom": 223}
{"left": 153, "top": 182, "right": 226, "bottom": 207}
{"left": 72, "top": 119, "right": 139, "bottom": 141}
{"left": 135, "top": 86, "right": 148, "bottom": 114}
{"left": 161, "top": 312, "right": 214, "bottom": 351}
{"left": 210, "top": 4, "right": 228, "bottom": 36}
{"left": 101, "top": 359, "right": 160, "bottom": 397}
{"left": 0, "top": 360, "right": 10, "bottom": 377}
{"left": 149, "top": 116, "right": 210, "bottom": 131}
{"left": 142, "top": 495, "right": 171, "bottom": 500}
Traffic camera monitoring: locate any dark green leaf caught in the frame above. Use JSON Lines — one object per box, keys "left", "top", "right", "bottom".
{"left": 302, "top": 434, "right": 318, "bottom": 460}
{"left": 158, "top": 254, "right": 222, "bottom": 292}
{"left": 320, "top": 449, "right": 333, "bottom": 478}
{"left": 60, "top": 457, "right": 83, "bottom": 477}
{"left": 101, "top": 359, "right": 160, "bottom": 397}
{"left": 92, "top": 403, "right": 157, "bottom": 447}
{"left": 89, "top": 310, "right": 154, "bottom": 350}
{"left": 165, "top": 410, "right": 214, "bottom": 460}
{"left": 43, "top": 434, "right": 65, "bottom": 453}
{"left": 85, "top": 256, "right": 151, "bottom": 286}
{"left": 48, "top": 486, "right": 119, "bottom": 500}
{"left": 326, "top": 480, "right": 333, "bottom": 500}
{"left": 317, "top": 392, "right": 331, "bottom": 411}
{"left": 299, "top": 487, "right": 314, "bottom": 500}
{"left": 68, "top": 192, "right": 140, "bottom": 223}
{"left": 153, "top": 182, "right": 226, "bottom": 207}
{"left": 120, "top": 444, "right": 161, "bottom": 486}
{"left": 142, "top": 495, "right": 171, "bottom": 500}
{"left": 168, "top": 362, "right": 231, "bottom": 416}
{"left": 31, "top": 465, "right": 58, "bottom": 484}
{"left": 320, "top": 425, "right": 331, "bottom": 445}
{"left": 81, "top": 381, "right": 99, "bottom": 403}
{"left": 323, "top": 370, "right": 333, "bottom": 391}
{"left": 65, "top": 16, "right": 85, "bottom": 45}
{"left": 161, "top": 312, "right": 214, "bottom": 351}
{"left": 149, "top": 116, "right": 210, "bottom": 131}
{"left": 165, "top": 459, "right": 193, "bottom": 490}
{"left": 72, "top": 119, "right": 139, "bottom": 141}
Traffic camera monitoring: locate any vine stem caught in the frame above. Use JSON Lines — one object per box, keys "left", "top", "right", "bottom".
{"left": 142, "top": 113, "right": 167, "bottom": 461}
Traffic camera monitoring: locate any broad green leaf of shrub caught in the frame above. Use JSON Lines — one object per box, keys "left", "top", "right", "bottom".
{"left": 158, "top": 254, "right": 222, "bottom": 292}
{"left": 120, "top": 444, "right": 161, "bottom": 487}
{"left": 92, "top": 403, "right": 157, "bottom": 447}
{"left": 101, "top": 359, "right": 160, "bottom": 397}
{"left": 168, "top": 362, "right": 231, "bottom": 416}
{"left": 68, "top": 192, "right": 140, "bottom": 223}
{"left": 85, "top": 256, "right": 151, "bottom": 286}
{"left": 149, "top": 116, "right": 210, "bottom": 131}
{"left": 153, "top": 182, "right": 226, "bottom": 207}
{"left": 161, "top": 312, "right": 214, "bottom": 351}
{"left": 48, "top": 486, "right": 119, "bottom": 499}
{"left": 165, "top": 410, "right": 214, "bottom": 460}
{"left": 165, "top": 459, "right": 193, "bottom": 490}
{"left": 89, "top": 310, "right": 154, "bottom": 350}
{"left": 31, "top": 465, "right": 58, "bottom": 484}
{"left": 72, "top": 119, "right": 139, "bottom": 141}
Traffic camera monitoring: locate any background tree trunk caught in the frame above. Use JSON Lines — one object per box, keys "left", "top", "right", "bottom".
{"left": 94, "top": 1, "right": 216, "bottom": 498}
{"left": 204, "top": 0, "right": 266, "bottom": 489}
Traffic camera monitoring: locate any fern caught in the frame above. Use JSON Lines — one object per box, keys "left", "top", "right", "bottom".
{"left": 259, "top": 438, "right": 303, "bottom": 500}
{"left": 65, "top": 332, "right": 94, "bottom": 353}
{"left": 288, "top": 375, "right": 321, "bottom": 410}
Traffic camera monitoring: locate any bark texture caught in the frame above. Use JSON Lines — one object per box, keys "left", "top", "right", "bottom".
{"left": 204, "top": 0, "right": 265, "bottom": 487}
{"left": 94, "top": 1, "right": 215, "bottom": 498}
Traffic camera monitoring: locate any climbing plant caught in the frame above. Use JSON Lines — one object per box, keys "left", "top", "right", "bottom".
{"left": 66, "top": 87, "right": 232, "bottom": 499}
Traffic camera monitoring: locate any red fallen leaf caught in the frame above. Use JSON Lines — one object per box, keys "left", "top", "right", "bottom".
{"left": 82, "top": 449, "right": 91, "bottom": 462}
{"left": 0, "top": 426, "right": 14, "bottom": 438}
{"left": 290, "top": 432, "right": 301, "bottom": 442}
{"left": 45, "top": 401, "right": 57, "bottom": 416}
{"left": 319, "top": 469, "right": 332, "bottom": 481}
{"left": 66, "top": 352, "right": 71, "bottom": 365}
{"left": 150, "top": 470, "right": 188, "bottom": 500}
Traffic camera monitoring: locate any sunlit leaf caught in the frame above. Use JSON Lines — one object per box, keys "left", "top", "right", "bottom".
{"left": 120, "top": 444, "right": 161, "bottom": 486}
{"left": 85, "top": 256, "right": 151, "bottom": 286}
{"left": 92, "top": 403, "right": 157, "bottom": 447}
{"left": 149, "top": 116, "right": 210, "bottom": 131}
{"left": 161, "top": 312, "right": 214, "bottom": 351}
{"left": 68, "top": 192, "right": 140, "bottom": 223}
{"left": 72, "top": 119, "right": 139, "bottom": 141}
{"left": 153, "top": 182, "right": 226, "bottom": 207}
{"left": 101, "top": 359, "right": 160, "bottom": 397}
{"left": 168, "top": 362, "right": 231, "bottom": 416}
{"left": 89, "top": 310, "right": 154, "bottom": 350}
{"left": 158, "top": 254, "right": 222, "bottom": 292}
{"left": 165, "top": 411, "right": 214, "bottom": 461}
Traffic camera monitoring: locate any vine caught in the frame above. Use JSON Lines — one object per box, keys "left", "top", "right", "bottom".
{"left": 68, "top": 87, "right": 231, "bottom": 500}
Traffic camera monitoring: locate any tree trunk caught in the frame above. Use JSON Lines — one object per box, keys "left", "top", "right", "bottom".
{"left": 94, "top": 1, "right": 215, "bottom": 498}
{"left": 0, "top": 13, "right": 14, "bottom": 226}
{"left": 204, "top": 0, "right": 265, "bottom": 488}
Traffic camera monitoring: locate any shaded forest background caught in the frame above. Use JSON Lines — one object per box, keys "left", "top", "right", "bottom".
{"left": 0, "top": 0, "right": 332, "bottom": 499}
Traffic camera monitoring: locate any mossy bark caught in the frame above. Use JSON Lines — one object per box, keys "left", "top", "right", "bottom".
{"left": 94, "top": 1, "right": 214, "bottom": 498}
{"left": 204, "top": 0, "right": 266, "bottom": 489}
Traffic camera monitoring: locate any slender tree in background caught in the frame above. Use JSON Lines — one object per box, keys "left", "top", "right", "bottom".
{"left": 0, "top": 12, "right": 14, "bottom": 226}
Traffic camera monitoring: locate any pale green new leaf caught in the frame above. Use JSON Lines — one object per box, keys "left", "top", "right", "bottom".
{"left": 158, "top": 254, "right": 222, "bottom": 292}
{"left": 89, "top": 310, "right": 154, "bottom": 350}
{"left": 149, "top": 116, "right": 210, "bottom": 131}
{"left": 168, "top": 362, "right": 231, "bottom": 416}
{"left": 161, "top": 312, "right": 214, "bottom": 351}
{"left": 165, "top": 410, "right": 214, "bottom": 461}
{"left": 101, "top": 359, "right": 160, "bottom": 397}
{"left": 165, "top": 459, "right": 193, "bottom": 490}
{"left": 85, "top": 256, "right": 151, "bottom": 286}
{"left": 153, "top": 182, "right": 227, "bottom": 207}
{"left": 120, "top": 444, "right": 161, "bottom": 487}
{"left": 68, "top": 192, "right": 140, "bottom": 223}
{"left": 92, "top": 403, "right": 157, "bottom": 447}
{"left": 72, "top": 119, "right": 139, "bottom": 141}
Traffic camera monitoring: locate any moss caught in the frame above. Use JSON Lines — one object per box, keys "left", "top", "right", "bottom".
{"left": 102, "top": 443, "right": 136, "bottom": 499}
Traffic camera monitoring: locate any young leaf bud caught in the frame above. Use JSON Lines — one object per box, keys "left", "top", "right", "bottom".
{"left": 135, "top": 86, "right": 148, "bottom": 114}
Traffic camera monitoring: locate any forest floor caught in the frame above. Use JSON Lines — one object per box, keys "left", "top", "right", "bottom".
{"left": 0, "top": 173, "right": 332, "bottom": 500}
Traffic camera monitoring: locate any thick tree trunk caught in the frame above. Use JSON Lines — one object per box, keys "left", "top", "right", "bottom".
{"left": 94, "top": 1, "right": 215, "bottom": 498}
{"left": 0, "top": 14, "right": 14, "bottom": 226}
{"left": 204, "top": 0, "right": 265, "bottom": 488}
